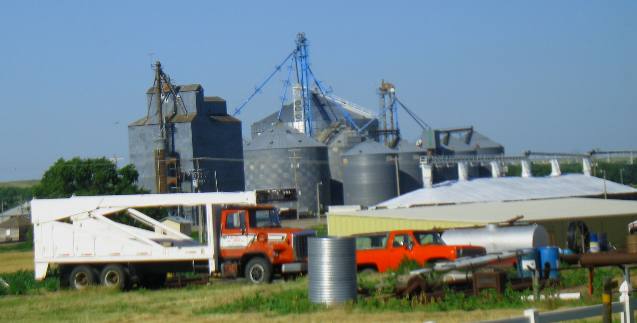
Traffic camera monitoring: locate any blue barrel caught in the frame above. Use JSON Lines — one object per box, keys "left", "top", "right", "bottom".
{"left": 538, "top": 246, "right": 560, "bottom": 280}
{"left": 589, "top": 233, "right": 600, "bottom": 253}
{"left": 516, "top": 248, "right": 538, "bottom": 279}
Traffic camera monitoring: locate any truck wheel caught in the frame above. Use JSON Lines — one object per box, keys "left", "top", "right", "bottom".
{"left": 100, "top": 265, "right": 128, "bottom": 290}
{"left": 244, "top": 257, "right": 272, "bottom": 284}
{"left": 69, "top": 265, "right": 97, "bottom": 290}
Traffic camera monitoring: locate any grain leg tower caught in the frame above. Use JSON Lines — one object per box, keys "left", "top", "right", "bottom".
{"left": 128, "top": 61, "right": 245, "bottom": 194}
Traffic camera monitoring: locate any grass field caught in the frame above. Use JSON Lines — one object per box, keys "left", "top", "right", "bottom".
{"left": 0, "top": 251, "right": 33, "bottom": 273}
{"left": 0, "top": 180, "right": 39, "bottom": 188}
{"left": 0, "top": 249, "right": 615, "bottom": 322}
{"left": 0, "top": 276, "right": 528, "bottom": 323}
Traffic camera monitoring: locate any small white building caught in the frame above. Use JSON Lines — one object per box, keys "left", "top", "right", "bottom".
{"left": 0, "top": 215, "right": 30, "bottom": 243}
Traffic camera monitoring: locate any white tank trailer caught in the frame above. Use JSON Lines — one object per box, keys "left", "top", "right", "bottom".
{"left": 441, "top": 224, "right": 549, "bottom": 253}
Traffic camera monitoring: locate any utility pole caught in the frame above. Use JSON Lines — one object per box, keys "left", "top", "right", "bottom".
{"left": 315, "top": 181, "right": 322, "bottom": 222}
{"left": 394, "top": 156, "right": 401, "bottom": 196}
{"left": 289, "top": 150, "right": 301, "bottom": 220}
{"left": 193, "top": 158, "right": 204, "bottom": 243}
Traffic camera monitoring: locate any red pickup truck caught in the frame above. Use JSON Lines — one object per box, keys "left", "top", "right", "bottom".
{"left": 354, "top": 230, "right": 486, "bottom": 273}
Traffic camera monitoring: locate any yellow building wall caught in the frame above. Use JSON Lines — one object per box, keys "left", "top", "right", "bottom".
{"left": 537, "top": 214, "right": 637, "bottom": 249}
{"left": 327, "top": 214, "right": 482, "bottom": 236}
{"left": 329, "top": 213, "right": 637, "bottom": 249}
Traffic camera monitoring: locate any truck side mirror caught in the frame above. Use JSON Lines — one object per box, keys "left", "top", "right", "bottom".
{"left": 406, "top": 241, "right": 414, "bottom": 251}
{"left": 240, "top": 222, "right": 247, "bottom": 235}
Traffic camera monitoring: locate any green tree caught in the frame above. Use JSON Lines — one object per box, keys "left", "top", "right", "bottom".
{"left": 33, "top": 158, "right": 146, "bottom": 198}
{"left": 0, "top": 187, "right": 33, "bottom": 211}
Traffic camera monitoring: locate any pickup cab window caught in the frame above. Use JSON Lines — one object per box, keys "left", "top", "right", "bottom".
{"left": 392, "top": 234, "right": 413, "bottom": 248}
{"left": 355, "top": 234, "right": 388, "bottom": 250}
{"left": 413, "top": 232, "right": 443, "bottom": 245}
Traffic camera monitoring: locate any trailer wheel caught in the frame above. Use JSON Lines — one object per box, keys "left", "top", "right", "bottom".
{"left": 244, "top": 257, "right": 272, "bottom": 284}
{"left": 100, "top": 265, "right": 128, "bottom": 290}
{"left": 69, "top": 265, "right": 97, "bottom": 290}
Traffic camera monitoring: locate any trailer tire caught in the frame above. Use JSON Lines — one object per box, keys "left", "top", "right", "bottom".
{"left": 69, "top": 265, "right": 97, "bottom": 290}
{"left": 244, "top": 257, "right": 272, "bottom": 284}
{"left": 100, "top": 265, "right": 128, "bottom": 290}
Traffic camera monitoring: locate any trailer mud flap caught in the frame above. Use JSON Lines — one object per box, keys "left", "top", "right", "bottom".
{"left": 35, "top": 262, "right": 49, "bottom": 281}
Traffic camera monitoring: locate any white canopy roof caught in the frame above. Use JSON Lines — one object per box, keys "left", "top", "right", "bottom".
{"left": 378, "top": 174, "right": 637, "bottom": 209}
{"left": 335, "top": 198, "right": 637, "bottom": 224}
{"left": 31, "top": 191, "right": 258, "bottom": 224}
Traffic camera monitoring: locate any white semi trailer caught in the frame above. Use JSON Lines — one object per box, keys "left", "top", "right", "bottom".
{"left": 31, "top": 189, "right": 311, "bottom": 289}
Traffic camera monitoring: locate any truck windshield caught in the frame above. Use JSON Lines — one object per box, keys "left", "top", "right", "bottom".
{"left": 250, "top": 209, "right": 281, "bottom": 228}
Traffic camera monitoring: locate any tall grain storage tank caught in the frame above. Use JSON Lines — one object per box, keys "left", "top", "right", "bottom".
{"left": 342, "top": 141, "right": 397, "bottom": 206}
{"left": 322, "top": 126, "right": 364, "bottom": 205}
{"left": 395, "top": 140, "right": 428, "bottom": 194}
{"left": 244, "top": 124, "right": 330, "bottom": 215}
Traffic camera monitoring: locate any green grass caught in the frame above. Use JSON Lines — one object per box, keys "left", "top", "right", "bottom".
{"left": 199, "top": 287, "right": 323, "bottom": 315}
{"left": 198, "top": 277, "right": 592, "bottom": 316}
{"left": 0, "top": 270, "right": 59, "bottom": 296}
{"left": 310, "top": 223, "right": 327, "bottom": 237}
{"left": 0, "top": 241, "right": 33, "bottom": 253}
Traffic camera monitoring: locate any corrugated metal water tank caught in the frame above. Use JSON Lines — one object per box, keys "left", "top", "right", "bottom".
{"left": 308, "top": 237, "right": 357, "bottom": 304}
{"left": 243, "top": 124, "right": 330, "bottom": 214}
{"left": 342, "top": 141, "right": 398, "bottom": 206}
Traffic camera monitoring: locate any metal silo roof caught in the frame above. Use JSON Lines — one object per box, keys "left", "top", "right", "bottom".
{"left": 244, "top": 124, "right": 326, "bottom": 150}
{"left": 342, "top": 140, "right": 395, "bottom": 156}
{"left": 394, "top": 139, "right": 427, "bottom": 153}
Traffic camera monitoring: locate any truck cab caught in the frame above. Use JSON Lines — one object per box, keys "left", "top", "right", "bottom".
{"left": 219, "top": 205, "right": 314, "bottom": 283}
{"left": 354, "top": 230, "right": 486, "bottom": 273}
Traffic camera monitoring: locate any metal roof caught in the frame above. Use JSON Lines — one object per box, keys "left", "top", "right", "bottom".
{"left": 431, "top": 128, "right": 503, "bottom": 153}
{"left": 0, "top": 215, "right": 30, "bottom": 228}
{"left": 331, "top": 197, "right": 637, "bottom": 224}
{"left": 146, "top": 84, "right": 202, "bottom": 94}
{"left": 129, "top": 112, "right": 198, "bottom": 126}
{"left": 343, "top": 140, "right": 395, "bottom": 156}
{"left": 0, "top": 202, "right": 30, "bottom": 219}
{"left": 204, "top": 96, "right": 225, "bottom": 102}
{"left": 210, "top": 115, "right": 240, "bottom": 123}
{"left": 251, "top": 92, "right": 376, "bottom": 137}
{"left": 377, "top": 174, "right": 637, "bottom": 208}
{"left": 244, "top": 123, "right": 325, "bottom": 150}
{"left": 394, "top": 139, "right": 427, "bottom": 153}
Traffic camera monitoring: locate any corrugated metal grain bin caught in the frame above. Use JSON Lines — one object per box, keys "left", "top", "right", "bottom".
{"left": 342, "top": 141, "right": 397, "bottom": 206}
{"left": 244, "top": 124, "right": 330, "bottom": 214}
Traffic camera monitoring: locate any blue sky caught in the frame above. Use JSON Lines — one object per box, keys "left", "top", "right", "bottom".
{"left": 0, "top": 1, "right": 635, "bottom": 181}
